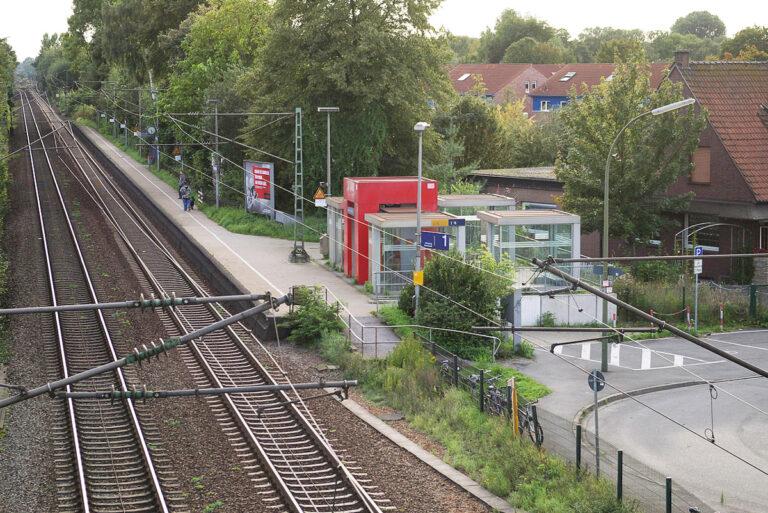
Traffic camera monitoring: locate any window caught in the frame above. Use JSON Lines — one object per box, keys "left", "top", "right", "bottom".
{"left": 690, "top": 147, "right": 711, "bottom": 184}
{"left": 458, "top": 73, "right": 471, "bottom": 81}
{"left": 524, "top": 81, "right": 530, "bottom": 92}
{"left": 559, "top": 71, "right": 576, "bottom": 82}
{"left": 559, "top": 101, "right": 567, "bottom": 107}
{"left": 484, "top": 94, "right": 494, "bottom": 103}
{"left": 540, "top": 100, "right": 550, "bottom": 112}
{"left": 761, "top": 226, "right": 768, "bottom": 250}
{"left": 531, "top": 81, "right": 537, "bottom": 90}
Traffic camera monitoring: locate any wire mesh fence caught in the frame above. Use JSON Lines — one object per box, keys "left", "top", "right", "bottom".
{"left": 536, "top": 407, "right": 715, "bottom": 513}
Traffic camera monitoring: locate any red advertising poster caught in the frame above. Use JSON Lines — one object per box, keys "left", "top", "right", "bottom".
{"left": 250, "top": 162, "right": 271, "bottom": 200}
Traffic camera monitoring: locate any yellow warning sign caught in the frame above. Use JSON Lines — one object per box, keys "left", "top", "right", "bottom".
{"left": 413, "top": 271, "right": 424, "bottom": 286}
{"left": 431, "top": 219, "right": 449, "bottom": 227}
{"left": 313, "top": 186, "right": 326, "bottom": 200}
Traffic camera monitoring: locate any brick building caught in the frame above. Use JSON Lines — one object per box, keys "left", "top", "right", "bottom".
{"left": 666, "top": 52, "right": 768, "bottom": 282}
{"left": 448, "top": 63, "right": 561, "bottom": 105}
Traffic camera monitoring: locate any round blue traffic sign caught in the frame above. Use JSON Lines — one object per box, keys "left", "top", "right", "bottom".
{"left": 588, "top": 369, "right": 605, "bottom": 392}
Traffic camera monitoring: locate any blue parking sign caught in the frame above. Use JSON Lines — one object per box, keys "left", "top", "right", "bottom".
{"left": 694, "top": 246, "right": 704, "bottom": 256}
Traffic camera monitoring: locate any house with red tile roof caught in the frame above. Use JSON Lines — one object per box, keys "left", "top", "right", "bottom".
{"left": 448, "top": 63, "right": 562, "bottom": 104}
{"left": 665, "top": 51, "right": 768, "bottom": 282}
{"left": 528, "top": 62, "right": 670, "bottom": 115}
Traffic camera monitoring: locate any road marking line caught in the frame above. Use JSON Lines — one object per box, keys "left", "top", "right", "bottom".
{"left": 674, "top": 354, "right": 684, "bottom": 367}
{"left": 610, "top": 343, "right": 620, "bottom": 367}
{"left": 707, "top": 338, "right": 768, "bottom": 352}
{"left": 641, "top": 348, "right": 652, "bottom": 369}
{"left": 553, "top": 345, "right": 563, "bottom": 355}
{"left": 581, "top": 343, "right": 591, "bottom": 360}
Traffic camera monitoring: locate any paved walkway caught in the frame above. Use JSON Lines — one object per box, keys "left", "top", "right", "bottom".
{"left": 79, "top": 126, "right": 400, "bottom": 356}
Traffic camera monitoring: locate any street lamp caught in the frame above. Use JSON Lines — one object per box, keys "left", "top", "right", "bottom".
{"left": 600, "top": 97, "right": 696, "bottom": 371}
{"left": 318, "top": 107, "right": 339, "bottom": 196}
{"left": 413, "top": 121, "right": 430, "bottom": 314}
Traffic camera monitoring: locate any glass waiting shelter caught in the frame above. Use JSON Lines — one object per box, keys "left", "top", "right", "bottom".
{"left": 438, "top": 194, "right": 516, "bottom": 249}
{"left": 365, "top": 212, "right": 467, "bottom": 297}
{"left": 478, "top": 210, "right": 581, "bottom": 286}
{"left": 326, "top": 196, "right": 345, "bottom": 272}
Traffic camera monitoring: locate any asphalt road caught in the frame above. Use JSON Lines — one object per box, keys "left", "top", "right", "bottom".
{"left": 511, "top": 329, "right": 768, "bottom": 513}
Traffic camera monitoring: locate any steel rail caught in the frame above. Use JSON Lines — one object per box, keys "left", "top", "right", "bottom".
{"left": 50, "top": 96, "right": 384, "bottom": 512}
{"left": 19, "top": 91, "right": 91, "bottom": 513}
{"left": 25, "top": 91, "right": 172, "bottom": 512}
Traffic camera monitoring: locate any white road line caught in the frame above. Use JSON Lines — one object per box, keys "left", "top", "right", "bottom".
{"left": 553, "top": 345, "right": 563, "bottom": 355}
{"left": 673, "top": 354, "right": 684, "bottom": 367}
{"left": 707, "top": 338, "right": 768, "bottom": 352}
{"left": 581, "top": 342, "right": 591, "bottom": 360}
{"left": 610, "top": 343, "right": 620, "bottom": 367}
{"left": 86, "top": 129, "right": 284, "bottom": 296}
{"left": 641, "top": 348, "right": 652, "bottom": 370}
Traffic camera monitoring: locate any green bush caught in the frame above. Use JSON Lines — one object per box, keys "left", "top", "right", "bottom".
{"left": 377, "top": 305, "right": 416, "bottom": 338}
{"left": 280, "top": 286, "right": 344, "bottom": 344}
{"left": 200, "top": 205, "right": 324, "bottom": 242}
{"left": 415, "top": 249, "right": 513, "bottom": 358}
{"left": 628, "top": 258, "right": 681, "bottom": 283}
{"left": 537, "top": 312, "right": 555, "bottom": 327}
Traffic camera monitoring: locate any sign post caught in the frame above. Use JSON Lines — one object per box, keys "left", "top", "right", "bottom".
{"left": 694, "top": 246, "right": 703, "bottom": 332}
{"left": 588, "top": 369, "right": 605, "bottom": 477}
{"left": 244, "top": 161, "right": 275, "bottom": 220}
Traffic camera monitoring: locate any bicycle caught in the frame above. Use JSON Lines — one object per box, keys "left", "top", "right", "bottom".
{"left": 518, "top": 400, "right": 544, "bottom": 447}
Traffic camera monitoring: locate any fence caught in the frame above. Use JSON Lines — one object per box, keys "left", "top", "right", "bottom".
{"left": 316, "top": 286, "right": 713, "bottom": 513}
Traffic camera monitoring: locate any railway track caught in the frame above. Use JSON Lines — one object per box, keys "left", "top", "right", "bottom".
{"left": 30, "top": 90, "right": 390, "bottom": 513}
{"left": 20, "top": 92, "right": 180, "bottom": 512}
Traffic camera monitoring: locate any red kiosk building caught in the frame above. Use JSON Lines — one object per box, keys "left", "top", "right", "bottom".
{"left": 342, "top": 176, "right": 438, "bottom": 285}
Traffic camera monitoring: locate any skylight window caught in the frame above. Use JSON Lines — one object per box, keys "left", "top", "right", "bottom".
{"left": 559, "top": 71, "right": 576, "bottom": 82}
{"left": 606, "top": 74, "right": 614, "bottom": 81}
{"left": 458, "top": 73, "right": 471, "bottom": 81}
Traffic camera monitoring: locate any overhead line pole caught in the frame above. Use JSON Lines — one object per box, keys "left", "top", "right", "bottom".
{"left": 532, "top": 258, "right": 768, "bottom": 379}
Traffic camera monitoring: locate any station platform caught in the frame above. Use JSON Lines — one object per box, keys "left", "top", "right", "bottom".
{"left": 78, "top": 126, "right": 400, "bottom": 356}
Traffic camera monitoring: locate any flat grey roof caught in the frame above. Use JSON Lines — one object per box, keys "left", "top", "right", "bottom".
{"left": 477, "top": 209, "right": 579, "bottom": 225}
{"left": 437, "top": 193, "right": 516, "bottom": 208}
{"left": 364, "top": 211, "right": 458, "bottom": 228}
{"left": 471, "top": 166, "right": 557, "bottom": 181}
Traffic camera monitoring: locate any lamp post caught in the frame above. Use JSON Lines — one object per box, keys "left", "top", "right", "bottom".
{"left": 600, "top": 97, "right": 695, "bottom": 371}
{"left": 413, "top": 121, "right": 430, "bottom": 314}
{"left": 318, "top": 107, "right": 339, "bottom": 195}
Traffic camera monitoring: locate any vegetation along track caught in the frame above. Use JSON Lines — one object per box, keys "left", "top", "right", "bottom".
{"left": 20, "top": 91, "right": 179, "bottom": 512}
{"left": 30, "top": 89, "right": 390, "bottom": 513}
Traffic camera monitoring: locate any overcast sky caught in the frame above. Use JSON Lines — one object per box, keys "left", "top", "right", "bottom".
{"left": 1, "top": 1, "right": 766, "bottom": 60}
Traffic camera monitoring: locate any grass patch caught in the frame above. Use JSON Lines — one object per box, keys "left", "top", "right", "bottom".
{"left": 200, "top": 205, "right": 323, "bottom": 242}
{"left": 377, "top": 305, "right": 416, "bottom": 338}
{"left": 318, "top": 331, "right": 633, "bottom": 513}
{"left": 203, "top": 501, "right": 223, "bottom": 513}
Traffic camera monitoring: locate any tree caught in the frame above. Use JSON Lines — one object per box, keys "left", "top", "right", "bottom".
{"left": 733, "top": 45, "right": 768, "bottom": 61}
{"left": 245, "top": 0, "right": 453, "bottom": 208}
{"left": 425, "top": 124, "right": 477, "bottom": 193}
{"left": 400, "top": 249, "right": 514, "bottom": 358}
{"left": 502, "top": 36, "right": 572, "bottom": 64}
{"left": 722, "top": 26, "right": 768, "bottom": 56}
{"left": 447, "top": 33, "right": 480, "bottom": 63}
{"left": 432, "top": 95, "right": 502, "bottom": 170}
{"left": 671, "top": 11, "right": 726, "bottom": 39}
{"left": 477, "top": 9, "right": 557, "bottom": 63}
{"left": 573, "top": 27, "right": 645, "bottom": 63}
{"left": 646, "top": 31, "right": 723, "bottom": 61}
{"left": 555, "top": 62, "right": 707, "bottom": 247}
{"left": 496, "top": 101, "right": 562, "bottom": 168}
{"left": 596, "top": 38, "right": 646, "bottom": 63}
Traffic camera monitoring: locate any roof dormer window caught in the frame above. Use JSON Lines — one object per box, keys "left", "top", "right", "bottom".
{"left": 559, "top": 71, "right": 576, "bottom": 82}
{"left": 458, "top": 73, "right": 471, "bottom": 81}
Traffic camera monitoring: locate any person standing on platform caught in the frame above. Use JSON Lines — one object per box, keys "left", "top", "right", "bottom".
{"left": 180, "top": 183, "right": 191, "bottom": 211}
{"left": 178, "top": 172, "right": 187, "bottom": 199}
